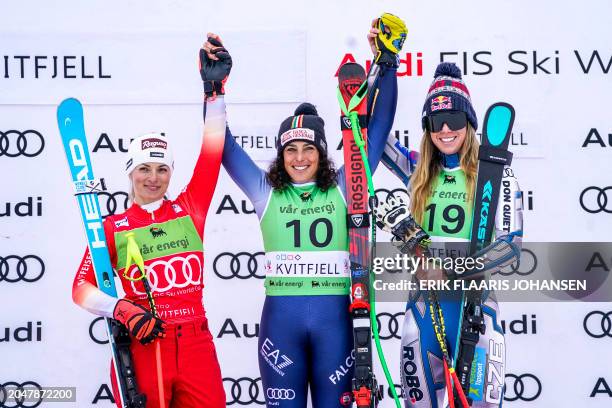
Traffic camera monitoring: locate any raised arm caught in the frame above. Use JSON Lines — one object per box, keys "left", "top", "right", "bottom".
{"left": 202, "top": 33, "right": 271, "bottom": 219}
{"left": 365, "top": 14, "right": 407, "bottom": 175}
{"left": 177, "top": 37, "right": 233, "bottom": 234}
{"left": 365, "top": 64, "right": 398, "bottom": 174}
{"left": 337, "top": 16, "right": 406, "bottom": 193}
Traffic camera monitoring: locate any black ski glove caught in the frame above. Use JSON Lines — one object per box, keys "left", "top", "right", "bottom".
{"left": 199, "top": 37, "right": 233, "bottom": 99}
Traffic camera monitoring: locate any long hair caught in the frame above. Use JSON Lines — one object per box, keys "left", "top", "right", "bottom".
{"left": 267, "top": 153, "right": 337, "bottom": 191}
{"left": 410, "top": 124, "right": 479, "bottom": 223}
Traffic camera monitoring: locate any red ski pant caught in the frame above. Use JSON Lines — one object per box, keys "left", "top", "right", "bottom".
{"left": 111, "top": 319, "right": 225, "bottom": 408}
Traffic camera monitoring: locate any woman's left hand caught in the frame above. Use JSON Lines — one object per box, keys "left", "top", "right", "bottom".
{"left": 367, "top": 19, "right": 380, "bottom": 56}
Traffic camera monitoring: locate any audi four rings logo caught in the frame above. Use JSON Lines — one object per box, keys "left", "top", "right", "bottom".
{"left": 0, "top": 381, "right": 43, "bottom": 407}
{"left": 504, "top": 373, "right": 542, "bottom": 402}
{"left": 0, "top": 255, "right": 45, "bottom": 283}
{"left": 125, "top": 254, "right": 202, "bottom": 295}
{"left": 583, "top": 311, "right": 612, "bottom": 338}
{"left": 0, "top": 130, "right": 45, "bottom": 157}
{"left": 223, "top": 377, "right": 265, "bottom": 405}
{"left": 98, "top": 191, "right": 129, "bottom": 218}
{"left": 376, "top": 312, "right": 404, "bottom": 340}
{"left": 579, "top": 186, "right": 612, "bottom": 213}
{"left": 89, "top": 317, "right": 109, "bottom": 345}
{"left": 213, "top": 252, "right": 266, "bottom": 280}
{"left": 266, "top": 388, "right": 296, "bottom": 400}
{"left": 496, "top": 247, "right": 537, "bottom": 276}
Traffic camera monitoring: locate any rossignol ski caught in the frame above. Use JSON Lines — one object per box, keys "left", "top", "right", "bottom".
{"left": 57, "top": 98, "right": 146, "bottom": 408}
{"left": 454, "top": 102, "right": 515, "bottom": 406}
{"left": 337, "top": 62, "right": 401, "bottom": 408}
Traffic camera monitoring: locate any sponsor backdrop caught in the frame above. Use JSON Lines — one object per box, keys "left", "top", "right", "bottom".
{"left": 1, "top": 1, "right": 611, "bottom": 407}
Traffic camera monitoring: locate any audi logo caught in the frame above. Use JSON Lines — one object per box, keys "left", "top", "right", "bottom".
{"left": 583, "top": 311, "right": 612, "bottom": 338}
{"left": 0, "top": 255, "right": 45, "bottom": 283}
{"left": 0, "top": 381, "right": 43, "bottom": 407}
{"left": 0, "top": 130, "right": 45, "bottom": 158}
{"left": 579, "top": 186, "right": 612, "bottom": 214}
{"left": 376, "top": 311, "right": 404, "bottom": 340}
{"left": 213, "top": 252, "right": 265, "bottom": 280}
{"left": 223, "top": 377, "right": 265, "bottom": 405}
{"left": 496, "top": 247, "right": 537, "bottom": 276}
{"left": 504, "top": 373, "right": 542, "bottom": 402}
{"left": 124, "top": 254, "right": 202, "bottom": 295}
{"left": 98, "top": 191, "right": 129, "bottom": 218}
{"left": 89, "top": 317, "right": 109, "bottom": 345}
{"left": 266, "top": 388, "right": 295, "bottom": 400}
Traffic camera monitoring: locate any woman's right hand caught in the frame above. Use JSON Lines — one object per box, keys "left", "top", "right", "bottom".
{"left": 113, "top": 298, "right": 166, "bottom": 345}
{"left": 199, "top": 32, "right": 232, "bottom": 98}
{"left": 202, "top": 32, "right": 225, "bottom": 61}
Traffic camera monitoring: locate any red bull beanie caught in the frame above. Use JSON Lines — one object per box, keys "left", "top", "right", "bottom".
{"left": 421, "top": 62, "right": 478, "bottom": 130}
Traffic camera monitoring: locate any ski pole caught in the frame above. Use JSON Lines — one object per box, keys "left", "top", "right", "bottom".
{"left": 124, "top": 232, "right": 166, "bottom": 408}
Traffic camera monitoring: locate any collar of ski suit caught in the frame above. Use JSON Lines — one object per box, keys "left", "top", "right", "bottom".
{"left": 441, "top": 152, "right": 460, "bottom": 169}
{"left": 140, "top": 198, "right": 164, "bottom": 212}
{"left": 129, "top": 199, "right": 169, "bottom": 221}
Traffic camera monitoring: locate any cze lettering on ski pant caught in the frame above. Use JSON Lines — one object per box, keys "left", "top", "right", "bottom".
{"left": 485, "top": 338, "right": 504, "bottom": 404}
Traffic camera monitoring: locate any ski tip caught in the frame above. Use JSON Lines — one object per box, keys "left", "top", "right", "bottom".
{"left": 57, "top": 98, "right": 84, "bottom": 129}
{"left": 338, "top": 62, "right": 366, "bottom": 81}
{"left": 59, "top": 97, "right": 82, "bottom": 109}
{"left": 483, "top": 102, "right": 515, "bottom": 147}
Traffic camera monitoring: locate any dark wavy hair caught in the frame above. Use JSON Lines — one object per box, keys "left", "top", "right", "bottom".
{"left": 267, "top": 152, "right": 337, "bottom": 191}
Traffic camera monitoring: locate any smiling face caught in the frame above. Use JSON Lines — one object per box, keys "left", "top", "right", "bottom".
{"left": 130, "top": 163, "right": 171, "bottom": 205}
{"left": 283, "top": 141, "right": 319, "bottom": 183}
{"left": 430, "top": 123, "right": 467, "bottom": 155}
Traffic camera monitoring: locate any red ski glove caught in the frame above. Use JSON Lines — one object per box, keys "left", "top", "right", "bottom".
{"left": 113, "top": 299, "right": 166, "bottom": 345}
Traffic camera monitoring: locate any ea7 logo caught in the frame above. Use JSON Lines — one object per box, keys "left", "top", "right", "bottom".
{"left": 260, "top": 338, "right": 293, "bottom": 376}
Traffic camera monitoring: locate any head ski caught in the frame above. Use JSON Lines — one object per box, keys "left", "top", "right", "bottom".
{"left": 58, "top": 98, "right": 146, "bottom": 408}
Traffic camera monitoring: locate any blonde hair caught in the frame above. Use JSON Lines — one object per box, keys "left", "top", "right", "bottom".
{"left": 410, "top": 124, "right": 479, "bottom": 223}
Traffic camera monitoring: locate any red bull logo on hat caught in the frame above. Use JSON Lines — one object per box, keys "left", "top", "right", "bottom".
{"left": 431, "top": 95, "right": 453, "bottom": 112}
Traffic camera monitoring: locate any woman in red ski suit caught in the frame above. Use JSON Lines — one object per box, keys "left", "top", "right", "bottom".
{"left": 71, "top": 44, "right": 231, "bottom": 408}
